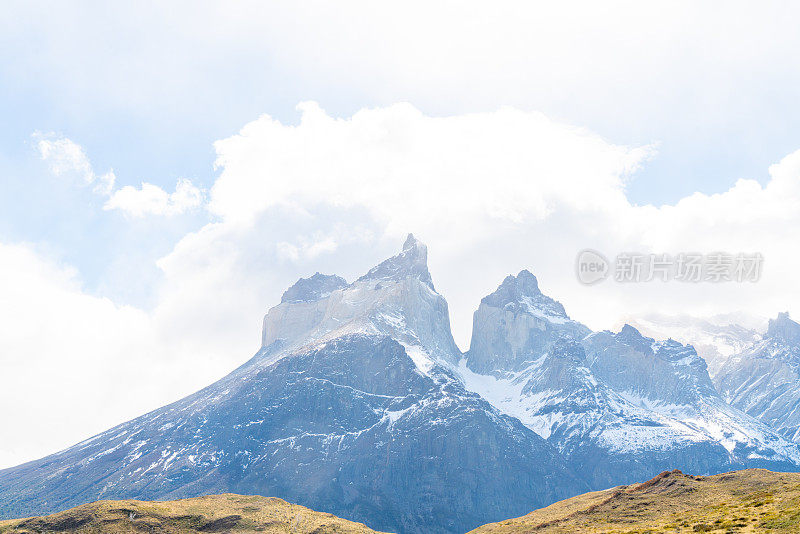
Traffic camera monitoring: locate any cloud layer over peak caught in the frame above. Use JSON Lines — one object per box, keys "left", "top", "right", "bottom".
{"left": 209, "top": 102, "right": 653, "bottom": 230}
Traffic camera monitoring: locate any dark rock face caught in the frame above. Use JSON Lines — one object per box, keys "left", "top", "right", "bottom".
{"left": 584, "top": 329, "right": 718, "bottom": 405}
{"left": 614, "top": 324, "right": 656, "bottom": 356}
{"left": 576, "top": 329, "right": 797, "bottom": 488}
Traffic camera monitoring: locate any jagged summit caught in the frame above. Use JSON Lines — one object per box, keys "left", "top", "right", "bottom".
{"left": 466, "top": 270, "right": 590, "bottom": 375}
{"left": 587, "top": 326, "right": 718, "bottom": 403}
{"left": 481, "top": 269, "right": 569, "bottom": 321}
{"left": 767, "top": 312, "right": 800, "bottom": 343}
{"left": 617, "top": 323, "right": 642, "bottom": 337}
{"left": 357, "top": 233, "right": 434, "bottom": 289}
{"left": 614, "top": 324, "right": 655, "bottom": 355}
{"left": 281, "top": 273, "right": 348, "bottom": 303}
{"left": 618, "top": 313, "right": 763, "bottom": 378}
{"left": 484, "top": 270, "right": 539, "bottom": 302}
{"left": 262, "top": 234, "right": 460, "bottom": 366}
{"left": 403, "top": 232, "right": 421, "bottom": 251}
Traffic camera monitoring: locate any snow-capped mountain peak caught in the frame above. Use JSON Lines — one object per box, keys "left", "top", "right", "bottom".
{"left": 0, "top": 236, "right": 584, "bottom": 534}
{"left": 489, "top": 269, "right": 541, "bottom": 298}
{"left": 4, "top": 238, "right": 800, "bottom": 533}
{"left": 262, "top": 235, "right": 460, "bottom": 367}
{"left": 483, "top": 269, "right": 569, "bottom": 321}
{"left": 356, "top": 233, "right": 434, "bottom": 289}
{"left": 617, "top": 312, "right": 764, "bottom": 378}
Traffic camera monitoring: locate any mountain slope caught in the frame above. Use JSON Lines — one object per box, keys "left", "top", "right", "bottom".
{"left": 468, "top": 468, "right": 800, "bottom": 533}
{"left": 716, "top": 313, "right": 800, "bottom": 442}
{"left": 460, "top": 271, "right": 800, "bottom": 488}
{"left": 0, "top": 236, "right": 586, "bottom": 534}
{"left": 0, "top": 494, "right": 386, "bottom": 534}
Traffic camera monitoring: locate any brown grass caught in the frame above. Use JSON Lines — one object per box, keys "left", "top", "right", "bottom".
{"left": 5, "top": 469, "right": 800, "bottom": 533}
{"left": 468, "top": 469, "right": 800, "bottom": 534}
{"left": 0, "top": 494, "right": 389, "bottom": 534}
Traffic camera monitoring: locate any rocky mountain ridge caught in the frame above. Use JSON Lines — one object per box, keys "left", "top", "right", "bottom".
{"left": 461, "top": 270, "right": 800, "bottom": 487}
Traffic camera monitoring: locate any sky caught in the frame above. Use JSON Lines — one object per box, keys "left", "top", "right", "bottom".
{"left": 2, "top": 0, "right": 800, "bottom": 469}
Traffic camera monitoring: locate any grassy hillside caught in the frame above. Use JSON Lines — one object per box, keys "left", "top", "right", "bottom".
{"left": 5, "top": 469, "right": 800, "bottom": 533}
{"left": 0, "top": 494, "right": 387, "bottom": 533}
{"left": 469, "top": 469, "right": 800, "bottom": 533}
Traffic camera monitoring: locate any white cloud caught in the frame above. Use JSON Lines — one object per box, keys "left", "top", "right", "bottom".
{"left": 0, "top": 242, "right": 236, "bottom": 469}
{"left": 36, "top": 133, "right": 203, "bottom": 217}
{"left": 104, "top": 178, "right": 204, "bottom": 217}
{"left": 210, "top": 102, "right": 652, "bottom": 228}
{"left": 8, "top": 1, "right": 800, "bottom": 152}
{"left": 276, "top": 238, "right": 336, "bottom": 262}
{"left": 274, "top": 226, "right": 376, "bottom": 263}
{"left": 35, "top": 133, "right": 115, "bottom": 195}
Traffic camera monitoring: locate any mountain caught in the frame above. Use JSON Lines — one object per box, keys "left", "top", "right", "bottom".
{"left": 460, "top": 272, "right": 800, "bottom": 488}
{"left": 468, "top": 468, "right": 800, "bottom": 533}
{"left": 3, "top": 237, "right": 799, "bottom": 532}
{"left": 0, "top": 494, "right": 386, "bottom": 534}
{"left": 0, "top": 235, "right": 586, "bottom": 534}
{"left": 620, "top": 312, "right": 764, "bottom": 377}
{"left": 715, "top": 313, "right": 800, "bottom": 442}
